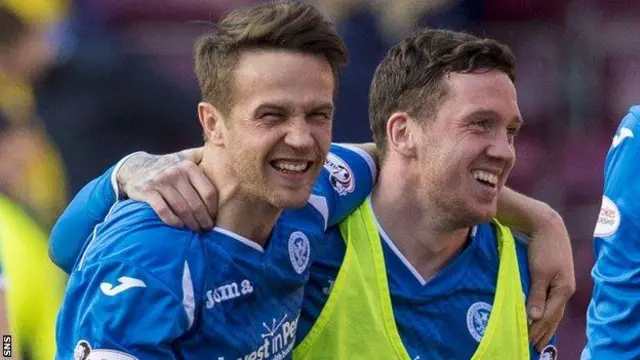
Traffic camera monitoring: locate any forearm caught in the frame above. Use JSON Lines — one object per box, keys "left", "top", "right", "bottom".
{"left": 496, "top": 186, "right": 561, "bottom": 236}
{"left": 49, "top": 167, "right": 118, "bottom": 273}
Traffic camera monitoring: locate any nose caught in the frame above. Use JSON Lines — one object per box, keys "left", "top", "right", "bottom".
{"left": 486, "top": 128, "right": 515, "bottom": 163}
{"left": 284, "top": 117, "right": 314, "bottom": 150}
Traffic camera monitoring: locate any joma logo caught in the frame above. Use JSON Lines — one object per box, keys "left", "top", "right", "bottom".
{"left": 206, "top": 279, "right": 254, "bottom": 308}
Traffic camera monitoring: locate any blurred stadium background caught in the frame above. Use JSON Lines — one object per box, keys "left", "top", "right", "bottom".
{"left": 2, "top": 0, "right": 638, "bottom": 358}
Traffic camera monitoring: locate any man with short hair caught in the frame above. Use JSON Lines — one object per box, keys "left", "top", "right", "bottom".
{"left": 55, "top": 2, "right": 378, "bottom": 359}
{"left": 295, "top": 28, "right": 565, "bottom": 359}
{"left": 53, "top": 27, "right": 573, "bottom": 359}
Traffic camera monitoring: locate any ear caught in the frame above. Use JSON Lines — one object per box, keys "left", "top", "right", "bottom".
{"left": 386, "top": 112, "right": 417, "bottom": 158}
{"left": 198, "top": 102, "right": 226, "bottom": 146}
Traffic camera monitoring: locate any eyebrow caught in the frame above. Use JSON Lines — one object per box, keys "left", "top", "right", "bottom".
{"left": 468, "top": 109, "right": 523, "bottom": 125}
{"left": 254, "top": 102, "right": 334, "bottom": 114}
{"left": 309, "top": 102, "right": 334, "bottom": 113}
{"left": 254, "top": 103, "right": 288, "bottom": 114}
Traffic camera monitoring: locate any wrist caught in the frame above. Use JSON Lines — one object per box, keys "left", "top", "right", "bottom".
{"left": 113, "top": 151, "right": 148, "bottom": 200}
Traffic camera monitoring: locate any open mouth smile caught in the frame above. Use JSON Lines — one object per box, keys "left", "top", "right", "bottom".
{"left": 270, "top": 160, "right": 313, "bottom": 174}
{"left": 471, "top": 169, "right": 499, "bottom": 189}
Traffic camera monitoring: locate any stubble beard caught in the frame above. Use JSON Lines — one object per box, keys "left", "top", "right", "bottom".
{"left": 428, "top": 173, "right": 488, "bottom": 231}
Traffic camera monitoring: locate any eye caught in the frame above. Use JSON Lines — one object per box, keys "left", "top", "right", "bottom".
{"left": 472, "top": 119, "right": 492, "bottom": 131}
{"left": 308, "top": 112, "right": 330, "bottom": 121}
{"left": 261, "top": 112, "right": 284, "bottom": 121}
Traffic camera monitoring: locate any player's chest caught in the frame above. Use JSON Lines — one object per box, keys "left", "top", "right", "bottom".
{"left": 185, "top": 224, "right": 323, "bottom": 358}
{"left": 189, "top": 261, "right": 306, "bottom": 360}
{"left": 394, "top": 292, "right": 499, "bottom": 360}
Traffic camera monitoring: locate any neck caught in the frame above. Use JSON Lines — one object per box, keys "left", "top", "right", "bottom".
{"left": 371, "top": 157, "right": 470, "bottom": 280}
{"left": 201, "top": 145, "right": 281, "bottom": 246}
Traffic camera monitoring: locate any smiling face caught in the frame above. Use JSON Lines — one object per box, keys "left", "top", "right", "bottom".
{"left": 203, "top": 49, "right": 335, "bottom": 209}
{"left": 415, "top": 69, "right": 522, "bottom": 226}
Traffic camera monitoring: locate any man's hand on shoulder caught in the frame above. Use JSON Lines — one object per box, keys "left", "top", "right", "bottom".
{"left": 496, "top": 187, "right": 575, "bottom": 351}
{"left": 116, "top": 147, "right": 217, "bottom": 231}
{"left": 526, "top": 208, "right": 575, "bottom": 351}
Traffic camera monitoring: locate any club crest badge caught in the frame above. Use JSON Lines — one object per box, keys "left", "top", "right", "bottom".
{"left": 288, "top": 231, "right": 310, "bottom": 274}
{"left": 324, "top": 153, "right": 355, "bottom": 196}
{"left": 466, "top": 302, "right": 492, "bottom": 343}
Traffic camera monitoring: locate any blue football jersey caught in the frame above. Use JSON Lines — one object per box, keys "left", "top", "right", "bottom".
{"left": 50, "top": 144, "right": 376, "bottom": 274}
{"left": 582, "top": 106, "right": 640, "bottom": 359}
{"left": 300, "top": 201, "right": 557, "bottom": 360}
{"left": 54, "top": 144, "right": 376, "bottom": 359}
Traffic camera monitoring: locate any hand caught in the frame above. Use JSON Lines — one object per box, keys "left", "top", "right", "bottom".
{"left": 116, "top": 147, "right": 217, "bottom": 231}
{"left": 526, "top": 209, "right": 576, "bottom": 351}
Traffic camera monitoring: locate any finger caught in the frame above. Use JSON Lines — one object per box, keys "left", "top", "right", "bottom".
{"left": 528, "top": 317, "right": 547, "bottom": 345}
{"left": 158, "top": 185, "right": 202, "bottom": 231}
{"left": 526, "top": 276, "right": 548, "bottom": 321}
{"left": 535, "top": 328, "right": 556, "bottom": 352}
{"left": 143, "top": 190, "right": 184, "bottom": 228}
{"left": 173, "top": 167, "right": 214, "bottom": 230}
{"left": 530, "top": 285, "right": 567, "bottom": 346}
{"left": 185, "top": 163, "right": 218, "bottom": 221}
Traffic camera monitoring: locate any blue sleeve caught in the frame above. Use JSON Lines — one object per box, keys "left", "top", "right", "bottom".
{"left": 312, "top": 143, "right": 376, "bottom": 228}
{"left": 584, "top": 106, "right": 640, "bottom": 359}
{"left": 49, "top": 166, "right": 118, "bottom": 274}
{"left": 56, "top": 261, "right": 187, "bottom": 359}
{"left": 55, "top": 206, "right": 199, "bottom": 359}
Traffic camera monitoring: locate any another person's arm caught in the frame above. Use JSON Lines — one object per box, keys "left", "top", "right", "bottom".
{"left": 315, "top": 143, "right": 377, "bottom": 227}
{"left": 583, "top": 106, "right": 640, "bottom": 359}
{"left": 49, "top": 149, "right": 213, "bottom": 273}
{"left": 496, "top": 187, "right": 575, "bottom": 350}
{"left": 50, "top": 143, "right": 574, "bottom": 352}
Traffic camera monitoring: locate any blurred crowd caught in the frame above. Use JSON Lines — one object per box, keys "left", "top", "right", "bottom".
{"left": 1, "top": 0, "right": 637, "bottom": 358}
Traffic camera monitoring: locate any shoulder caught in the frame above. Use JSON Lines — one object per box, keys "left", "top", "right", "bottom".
{"left": 316, "top": 144, "right": 376, "bottom": 195}
{"left": 471, "top": 222, "right": 500, "bottom": 262}
{"left": 628, "top": 105, "right": 640, "bottom": 121}
{"left": 78, "top": 200, "right": 202, "bottom": 288}
{"left": 474, "top": 222, "right": 531, "bottom": 288}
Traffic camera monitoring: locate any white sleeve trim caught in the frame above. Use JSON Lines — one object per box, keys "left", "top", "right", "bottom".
{"left": 332, "top": 143, "right": 378, "bottom": 181}
{"left": 77, "top": 200, "right": 121, "bottom": 271}
{"left": 182, "top": 261, "right": 195, "bottom": 330}
{"left": 308, "top": 194, "right": 329, "bottom": 230}
{"left": 111, "top": 151, "right": 146, "bottom": 200}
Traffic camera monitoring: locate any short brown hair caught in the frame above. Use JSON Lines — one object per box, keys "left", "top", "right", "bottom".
{"left": 369, "top": 29, "right": 516, "bottom": 158}
{"left": 194, "top": 0, "right": 348, "bottom": 117}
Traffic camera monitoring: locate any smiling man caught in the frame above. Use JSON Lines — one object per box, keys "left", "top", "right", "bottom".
{"left": 293, "top": 29, "right": 559, "bottom": 359}
{"left": 52, "top": 26, "right": 573, "bottom": 359}
{"left": 54, "top": 2, "right": 379, "bottom": 359}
